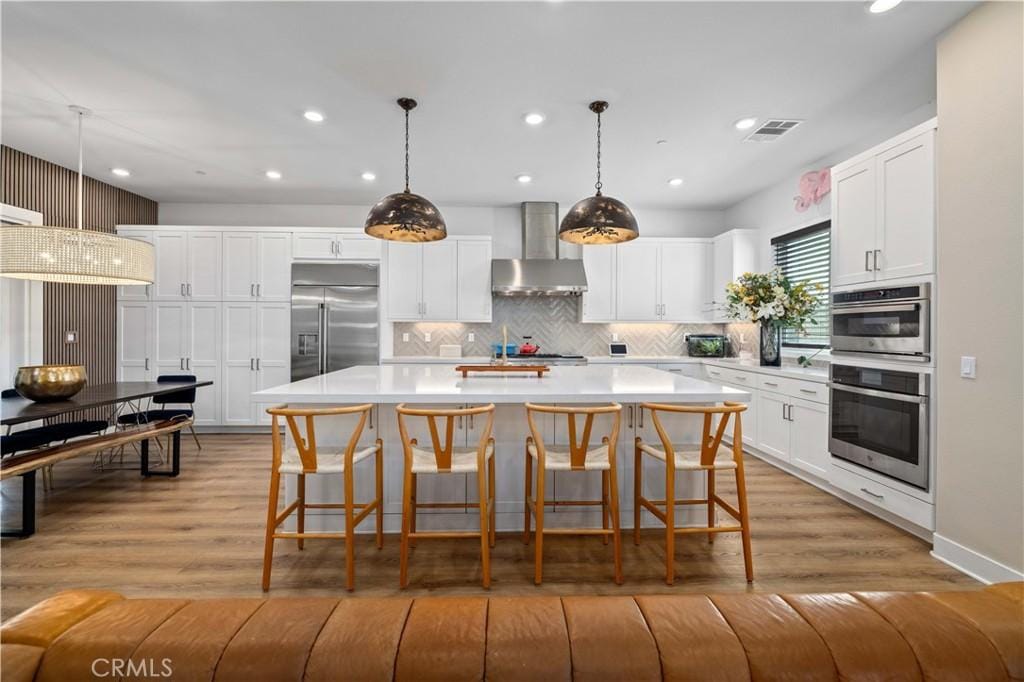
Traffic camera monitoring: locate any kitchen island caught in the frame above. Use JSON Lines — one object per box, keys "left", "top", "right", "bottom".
{"left": 254, "top": 364, "right": 750, "bottom": 533}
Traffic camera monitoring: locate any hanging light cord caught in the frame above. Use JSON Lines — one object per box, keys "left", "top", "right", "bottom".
{"left": 594, "top": 109, "right": 603, "bottom": 197}
{"left": 76, "top": 110, "right": 84, "bottom": 230}
{"left": 404, "top": 107, "right": 411, "bottom": 193}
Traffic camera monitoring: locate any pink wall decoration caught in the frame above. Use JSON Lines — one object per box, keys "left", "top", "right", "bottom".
{"left": 794, "top": 168, "right": 831, "bottom": 212}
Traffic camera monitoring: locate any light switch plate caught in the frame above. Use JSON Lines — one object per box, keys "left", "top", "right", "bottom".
{"left": 64, "top": 330, "right": 78, "bottom": 344}
{"left": 960, "top": 356, "right": 976, "bottom": 379}
{"left": 611, "top": 333, "right": 619, "bottom": 342}
{"left": 402, "top": 332, "right": 410, "bottom": 343}
{"left": 467, "top": 332, "right": 475, "bottom": 342}
{"left": 424, "top": 331, "right": 432, "bottom": 342}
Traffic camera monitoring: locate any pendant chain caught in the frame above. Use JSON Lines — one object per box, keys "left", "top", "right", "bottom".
{"left": 404, "top": 109, "right": 411, "bottom": 193}
{"left": 594, "top": 110, "right": 603, "bottom": 196}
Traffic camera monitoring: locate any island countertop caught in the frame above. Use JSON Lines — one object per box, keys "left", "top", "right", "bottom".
{"left": 254, "top": 364, "right": 751, "bottom": 404}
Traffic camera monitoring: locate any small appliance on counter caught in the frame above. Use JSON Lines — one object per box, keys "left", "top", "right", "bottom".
{"left": 685, "top": 334, "right": 730, "bottom": 358}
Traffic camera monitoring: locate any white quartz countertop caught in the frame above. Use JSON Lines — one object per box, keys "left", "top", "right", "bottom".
{"left": 255, "top": 364, "right": 751, "bottom": 404}
{"left": 586, "top": 355, "right": 701, "bottom": 364}
{"left": 702, "top": 358, "right": 829, "bottom": 383}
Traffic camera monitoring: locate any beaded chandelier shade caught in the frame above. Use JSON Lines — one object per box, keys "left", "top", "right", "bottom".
{"left": 0, "top": 106, "right": 155, "bottom": 286}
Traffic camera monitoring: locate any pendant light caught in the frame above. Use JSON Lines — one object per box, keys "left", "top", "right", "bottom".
{"left": 0, "top": 106, "right": 155, "bottom": 285}
{"left": 364, "top": 98, "right": 447, "bottom": 242}
{"left": 559, "top": 101, "right": 639, "bottom": 245}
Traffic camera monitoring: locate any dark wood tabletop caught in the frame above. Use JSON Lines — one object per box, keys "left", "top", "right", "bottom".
{"left": 1, "top": 380, "right": 213, "bottom": 426}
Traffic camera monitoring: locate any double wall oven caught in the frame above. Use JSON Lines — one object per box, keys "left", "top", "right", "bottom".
{"left": 828, "top": 283, "right": 932, "bottom": 490}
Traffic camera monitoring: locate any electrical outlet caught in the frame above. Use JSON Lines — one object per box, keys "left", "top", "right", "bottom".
{"left": 467, "top": 332, "right": 475, "bottom": 342}
{"left": 424, "top": 331, "right": 432, "bottom": 343}
{"left": 402, "top": 332, "right": 410, "bottom": 343}
{"left": 960, "top": 356, "right": 976, "bottom": 379}
{"left": 611, "top": 333, "right": 619, "bottom": 342}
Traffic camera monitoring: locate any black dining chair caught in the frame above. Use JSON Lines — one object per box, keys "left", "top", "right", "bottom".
{"left": 116, "top": 376, "right": 201, "bottom": 449}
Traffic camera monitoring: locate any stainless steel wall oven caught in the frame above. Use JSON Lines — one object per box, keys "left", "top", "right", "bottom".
{"left": 831, "top": 284, "right": 930, "bottom": 361}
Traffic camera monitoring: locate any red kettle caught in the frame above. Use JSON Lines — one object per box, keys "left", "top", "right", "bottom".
{"left": 519, "top": 336, "right": 540, "bottom": 355}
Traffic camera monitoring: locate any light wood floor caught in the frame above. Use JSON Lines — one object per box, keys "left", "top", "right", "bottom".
{"left": 1, "top": 434, "right": 975, "bottom": 620}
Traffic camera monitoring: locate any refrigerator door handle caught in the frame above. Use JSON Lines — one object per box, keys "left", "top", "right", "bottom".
{"left": 318, "top": 302, "right": 326, "bottom": 374}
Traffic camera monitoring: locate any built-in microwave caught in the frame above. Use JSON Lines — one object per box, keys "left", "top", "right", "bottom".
{"left": 828, "top": 363, "right": 930, "bottom": 490}
{"left": 830, "top": 284, "right": 930, "bottom": 361}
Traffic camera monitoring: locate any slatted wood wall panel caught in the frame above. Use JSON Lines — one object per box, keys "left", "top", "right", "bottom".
{"left": 1, "top": 146, "right": 157, "bottom": 418}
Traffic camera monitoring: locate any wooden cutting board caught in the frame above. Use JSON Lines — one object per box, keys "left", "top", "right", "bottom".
{"left": 455, "top": 365, "right": 550, "bottom": 378}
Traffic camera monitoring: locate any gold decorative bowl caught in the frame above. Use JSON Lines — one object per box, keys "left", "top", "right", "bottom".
{"left": 14, "top": 365, "right": 87, "bottom": 402}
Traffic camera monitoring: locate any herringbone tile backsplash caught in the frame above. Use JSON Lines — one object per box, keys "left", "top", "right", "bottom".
{"left": 394, "top": 297, "right": 758, "bottom": 357}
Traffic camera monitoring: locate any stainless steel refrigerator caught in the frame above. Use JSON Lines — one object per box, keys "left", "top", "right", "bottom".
{"left": 291, "top": 263, "right": 379, "bottom": 381}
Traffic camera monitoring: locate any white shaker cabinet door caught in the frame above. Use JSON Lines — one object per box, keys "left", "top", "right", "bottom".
{"left": 660, "top": 241, "right": 709, "bottom": 322}
{"left": 581, "top": 245, "right": 616, "bottom": 322}
{"left": 222, "top": 232, "right": 258, "bottom": 301}
{"left": 877, "top": 131, "right": 935, "bottom": 281}
{"left": 755, "top": 391, "right": 790, "bottom": 462}
{"left": 456, "top": 239, "right": 492, "bottom": 322}
{"left": 153, "top": 302, "right": 189, "bottom": 378}
{"left": 339, "top": 235, "right": 382, "bottom": 260}
{"left": 257, "top": 232, "right": 293, "bottom": 301}
{"left": 615, "top": 240, "right": 660, "bottom": 321}
{"left": 386, "top": 242, "right": 423, "bottom": 320}
{"left": 221, "top": 303, "right": 258, "bottom": 425}
{"left": 831, "top": 160, "right": 878, "bottom": 288}
{"left": 187, "top": 303, "right": 221, "bottom": 426}
{"left": 292, "top": 231, "right": 338, "bottom": 260}
{"left": 421, "top": 240, "right": 458, "bottom": 321}
{"left": 255, "top": 303, "right": 291, "bottom": 425}
{"left": 186, "top": 232, "right": 222, "bottom": 300}
{"left": 116, "top": 230, "right": 154, "bottom": 301}
{"left": 789, "top": 398, "right": 829, "bottom": 479}
{"left": 153, "top": 231, "right": 188, "bottom": 300}
{"left": 116, "top": 301, "right": 152, "bottom": 381}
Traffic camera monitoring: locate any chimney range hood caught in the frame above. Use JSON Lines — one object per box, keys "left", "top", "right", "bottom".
{"left": 491, "top": 202, "right": 588, "bottom": 296}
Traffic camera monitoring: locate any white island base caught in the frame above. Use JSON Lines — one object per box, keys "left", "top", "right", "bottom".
{"left": 253, "top": 364, "right": 751, "bottom": 533}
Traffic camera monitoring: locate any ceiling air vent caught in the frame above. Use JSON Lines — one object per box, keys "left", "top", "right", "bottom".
{"left": 744, "top": 119, "right": 802, "bottom": 142}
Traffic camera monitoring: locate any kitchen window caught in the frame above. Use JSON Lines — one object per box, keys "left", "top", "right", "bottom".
{"left": 771, "top": 220, "right": 830, "bottom": 348}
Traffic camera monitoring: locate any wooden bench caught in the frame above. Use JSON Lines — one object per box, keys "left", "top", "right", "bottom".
{"left": 1, "top": 417, "right": 192, "bottom": 538}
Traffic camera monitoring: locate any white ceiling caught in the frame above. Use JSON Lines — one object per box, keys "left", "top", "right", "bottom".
{"left": 1, "top": 1, "right": 973, "bottom": 210}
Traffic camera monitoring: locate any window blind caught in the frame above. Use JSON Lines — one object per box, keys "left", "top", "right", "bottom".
{"left": 771, "top": 221, "right": 830, "bottom": 348}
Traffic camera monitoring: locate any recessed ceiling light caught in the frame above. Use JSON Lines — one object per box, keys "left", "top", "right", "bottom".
{"left": 516, "top": 174, "right": 533, "bottom": 184}
{"left": 361, "top": 171, "right": 377, "bottom": 181}
{"left": 868, "top": 0, "right": 902, "bottom": 13}
{"left": 523, "top": 112, "right": 545, "bottom": 126}
{"left": 303, "top": 110, "right": 325, "bottom": 122}
{"left": 265, "top": 170, "right": 282, "bottom": 180}
{"left": 734, "top": 117, "right": 758, "bottom": 131}
{"left": 111, "top": 168, "right": 130, "bottom": 177}
{"left": 668, "top": 178, "right": 684, "bottom": 187}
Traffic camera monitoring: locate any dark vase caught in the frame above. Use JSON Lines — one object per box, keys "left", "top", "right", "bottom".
{"left": 759, "top": 322, "right": 782, "bottom": 367}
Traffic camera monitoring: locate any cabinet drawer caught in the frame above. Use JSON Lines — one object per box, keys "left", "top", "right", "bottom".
{"left": 755, "top": 375, "right": 828, "bottom": 403}
{"left": 829, "top": 461, "right": 934, "bottom": 530}
{"left": 704, "top": 365, "right": 727, "bottom": 382}
{"left": 725, "top": 369, "right": 755, "bottom": 386}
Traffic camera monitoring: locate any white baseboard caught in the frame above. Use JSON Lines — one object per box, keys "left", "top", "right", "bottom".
{"left": 931, "top": 533, "right": 1024, "bottom": 584}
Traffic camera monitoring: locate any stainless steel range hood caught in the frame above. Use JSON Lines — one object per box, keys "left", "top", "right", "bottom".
{"left": 491, "top": 202, "right": 588, "bottom": 296}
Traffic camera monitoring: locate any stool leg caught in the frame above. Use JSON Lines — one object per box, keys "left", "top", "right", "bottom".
{"left": 601, "top": 470, "right": 610, "bottom": 546}
{"left": 476, "top": 464, "right": 491, "bottom": 589}
{"left": 736, "top": 465, "right": 754, "bottom": 583}
{"left": 297, "top": 473, "right": 306, "bottom": 550}
{"left": 344, "top": 465, "right": 356, "bottom": 591}
{"left": 523, "top": 442, "right": 533, "bottom": 545}
{"left": 488, "top": 449, "right": 496, "bottom": 548}
{"left": 633, "top": 441, "right": 642, "bottom": 545}
{"left": 608, "top": 463, "right": 623, "bottom": 585}
{"left": 261, "top": 470, "right": 281, "bottom": 591}
{"left": 707, "top": 469, "right": 716, "bottom": 544}
{"left": 409, "top": 473, "right": 418, "bottom": 548}
{"left": 534, "top": 463, "right": 546, "bottom": 585}
{"left": 375, "top": 439, "right": 384, "bottom": 550}
{"left": 400, "top": 465, "right": 412, "bottom": 589}
{"left": 665, "top": 461, "right": 676, "bottom": 586}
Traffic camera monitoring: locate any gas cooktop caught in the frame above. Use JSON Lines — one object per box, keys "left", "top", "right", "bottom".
{"left": 504, "top": 353, "right": 587, "bottom": 365}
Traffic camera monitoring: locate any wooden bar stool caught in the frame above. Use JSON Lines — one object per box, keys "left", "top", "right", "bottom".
{"left": 524, "top": 403, "right": 623, "bottom": 585}
{"left": 396, "top": 403, "right": 496, "bottom": 589}
{"left": 261, "top": 404, "right": 383, "bottom": 592}
{"left": 634, "top": 401, "right": 753, "bottom": 585}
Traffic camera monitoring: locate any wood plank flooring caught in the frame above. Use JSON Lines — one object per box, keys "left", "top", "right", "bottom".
{"left": 1, "top": 434, "right": 976, "bottom": 620}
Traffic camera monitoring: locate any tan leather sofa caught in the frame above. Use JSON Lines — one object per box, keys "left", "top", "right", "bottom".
{"left": 2, "top": 583, "right": 1021, "bottom": 681}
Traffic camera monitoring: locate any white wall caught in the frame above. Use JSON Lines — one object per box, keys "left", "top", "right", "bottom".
{"left": 158, "top": 202, "right": 726, "bottom": 259}
{"left": 932, "top": 1, "right": 1023, "bottom": 582}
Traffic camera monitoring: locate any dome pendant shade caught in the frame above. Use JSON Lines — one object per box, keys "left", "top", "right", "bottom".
{"left": 364, "top": 190, "right": 447, "bottom": 242}
{"left": 364, "top": 97, "right": 446, "bottom": 242}
{"left": 558, "top": 194, "right": 639, "bottom": 245}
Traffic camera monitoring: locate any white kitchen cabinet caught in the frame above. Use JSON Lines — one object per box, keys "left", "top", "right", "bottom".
{"left": 187, "top": 232, "right": 222, "bottom": 300}
{"left": 789, "top": 397, "right": 829, "bottom": 479}
{"left": 580, "top": 245, "right": 616, "bottom": 322}
{"left": 657, "top": 363, "right": 703, "bottom": 379}
{"left": 255, "top": 303, "right": 292, "bottom": 425}
{"left": 153, "top": 231, "right": 189, "bottom": 300}
{"left": 222, "top": 303, "right": 259, "bottom": 426}
{"left": 456, "top": 239, "right": 492, "bottom": 322}
{"left": 386, "top": 242, "right": 423, "bottom": 320}
{"left": 152, "top": 230, "right": 222, "bottom": 301}
{"left": 186, "top": 303, "right": 221, "bottom": 426}
{"left": 755, "top": 390, "right": 791, "bottom": 461}
{"left": 660, "top": 241, "right": 710, "bottom": 322}
{"left": 710, "top": 230, "right": 757, "bottom": 321}
{"left": 153, "top": 302, "right": 189, "bottom": 376}
{"left": 615, "top": 240, "right": 660, "bottom": 320}
{"left": 223, "top": 232, "right": 292, "bottom": 301}
{"left": 116, "top": 301, "right": 153, "bottom": 381}
{"left": 292, "top": 231, "right": 382, "bottom": 261}
{"left": 116, "top": 229, "right": 154, "bottom": 301}
{"left": 421, "top": 240, "right": 458, "bottom": 321}
{"left": 832, "top": 122, "right": 936, "bottom": 288}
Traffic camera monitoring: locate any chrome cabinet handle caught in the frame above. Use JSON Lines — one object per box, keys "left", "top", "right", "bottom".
{"left": 469, "top": 411, "right": 474, "bottom": 429}
{"left": 250, "top": 283, "right": 255, "bottom": 297}
{"left": 628, "top": 405, "right": 634, "bottom": 428}
{"left": 860, "top": 487, "right": 884, "bottom": 500}
{"left": 256, "top": 357, "right": 261, "bottom": 371}
{"left": 256, "top": 284, "right": 261, "bottom": 297}
{"left": 865, "top": 251, "right": 872, "bottom": 272}
{"left": 763, "top": 381, "right": 778, "bottom": 387}
{"left": 874, "top": 250, "right": 881, "bottom": 271}
{"left": 179, "top": 357, "right": 184, "bottom": 370}
{"left": 368, "top": 406, "right": 374, "bottom": 430}
{"left": 734, "top": 375, "right": 748, "bottom": 382}
{"left": 250, "top": 358, "right": 255, "bottom": 371}
{"left": 186, "top": 357, "right": 191, "bottom": 370}
{"left": 181, "top": 283, "right": 186, "bottom": 296}
{"left": 639, "top": 406, "right": 645, "bottom": 428}
{"left": 799, "top": 388, "right": 816, "bottom": 394}
{"left": 187, "top": 283, "right": 192, "bottom": 296}
{"left": 145, "top": 358, "right": 150, "bottom": 371}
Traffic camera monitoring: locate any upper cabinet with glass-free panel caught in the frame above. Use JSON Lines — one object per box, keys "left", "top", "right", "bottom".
{"left": 292, "top": 230, "right": 382, "bottom": 261}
